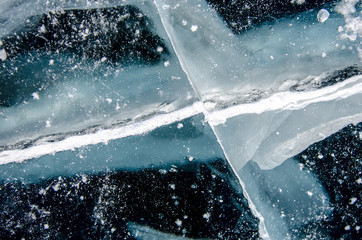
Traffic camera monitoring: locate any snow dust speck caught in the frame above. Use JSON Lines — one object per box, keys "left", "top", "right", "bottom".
{"left": 159, "top": 169, "right": 167, "bottom": 174}
{"left": 182, "top": 19, "right": 188, "bottom": 26}
{"left": 106, "top": 98, "right": 112, "bottom": 104}
{"left": 188, "top": 156, "right": 195, "bottom": 162}
{"left": 345, "top": 225, "right": 351, "bottom": 231}
{"left": 203, "top": 212, "right": 211, "bottom": 220}
{"left": 101, "top": 57, "right": 107, "bottom": 62}
{"left": 32, "top": 92, "right": 40, "bottom": 100}
{"left": 49, "top": 59, "right": 54, "bottom": 65}
{"left": 169, "top": 184, "right": 176, "bottom": 190}
{"left": 116, "top": 102, "right": 121, "bottom": 110}
{"left": 318, "top": 154, "right": 324, "bottom": 159}
{"left": 349, "top": 197, "right": 357, "bottom": 204}
{"left": 44, "top": 224, "right": 49, "bottom": 229}
{"left": 307, "top": 191, "right": 313, "bottom": 196}
{"left": 291, "top": 0, "right": 305, "bottom": 5}
{"left": 52, "top": 183, "right": 60, "bottom": 191}
{"left": 270, "top": 55, "right": 274, "bottom": 60}
{"left": 191, "top": 183, "right": 198, "bottom": 189}
{"left": 175, "top": 219, "right": 182, "bottom": 227}
{"left": 157, "top": 46, "right": 164, "bottom": 53}
{"left": 45, "top": 120, "right": 51, "bottom": 128}
{"left": 39, "top": 25, "right": 46, "bottom": 33}
{"left": 356, "top": 226, "right": 360, "bottom": 231}
{"left": 0, "top": 49, "right": 7, "bottom": 61}
{"left": 164, "top": 61, "right": 170, "bottom": 67}
{"left": 322, "top": 52, "right": 327, "bottom": 58}
{"left": 191, "top": 25, "right": 198, "bottom": 32}
{"left": 359, "top": 131, "right": 362, "bottom": 139}
{"left": 317, "top": 9, "right": 330, "bottom": 23}
{"left": 177, "top": 123, "right": 183, "bottom": 129}
{"left": 338, "top": 26, "right": 344, "bottom": 32}
{"left": 39, "top": 188, "right": 46, "bottom": 195}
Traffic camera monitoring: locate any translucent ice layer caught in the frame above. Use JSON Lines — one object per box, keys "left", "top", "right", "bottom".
{"left": 154, "top": 0, "right": 361, "bottom": 105}
{"left": 0, "top": 114, "right": 225, "bottom": 182}
{"left": 0, "top": 0, "right": 197, "bottom": 147}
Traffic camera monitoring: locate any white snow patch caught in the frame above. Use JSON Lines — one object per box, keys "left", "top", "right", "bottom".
{"left": 203, "top": 212, "right": 211, "bottom": 220}
{"left": 32, "top": 92, "right": 40, "bottom": 100}
{"left": 115, "top": 102, "right": 121, "bottom": 110}
{"left": 45, "top": 120, "right": 51, "bottom": 128}
{"left": 39, "top": 24, "right": 46, "bottom": 33}
{"left": 345, "top": 225, "right": 351, "bottom": 231}
{"left": 317, "top": 9, "right": 330, "bottom": 23}
{"left": 49, "top": 59, "right": 54, "bottom": 65}
{"left": 0, "top": 49, "right": 7, "bottom": 61}
{"left": 349, "top": 197, "right": 357, "bottom": 204}
{"left": 291, "top": 0, "right": 305, "bottom": 4}
{"left": 169, "top": 184, "right": 176, "bottom": 190}
{"left": 175, "top": 219, "right": 182, "bottom": 227}
{"left": 101, "top": 57, "right": 107, "bottom": 62}
{"left": 177, "top": 123, "right": 183, "bottom": 129}
{"left": 335, "top": 0, "right": 361, "bottom": 58}
{"left": 190, "top": 25, "right": 198, "bottom": 32}
{"left": 52, "top": 182, "right": 60, "bottom": 191}
{"left": 157, "top": 46, "right": 164, "bottom": 53}
{"left": 106, "top": 98, "right": 112, "bottom": 104}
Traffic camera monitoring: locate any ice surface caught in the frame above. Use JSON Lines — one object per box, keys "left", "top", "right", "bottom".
{"left": 0, "top": 114, "right": 224, "bottom": 182}
{"left": 155, "top": 0, "right": 361, "bottom": 105}
{"left": 240, "top": 159, "right": 332, "bottom": 239}
{"left": 0, "top": 158, "right": 259, "bottom": 239}
{"left": 211, "top": 75, "right": 362, "bottom": 170}
{"left": 0, "top": 0, "right": 361, "bottom": 239}
{"left": 0, "top": 1, "right": 198, "bottom": 147}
